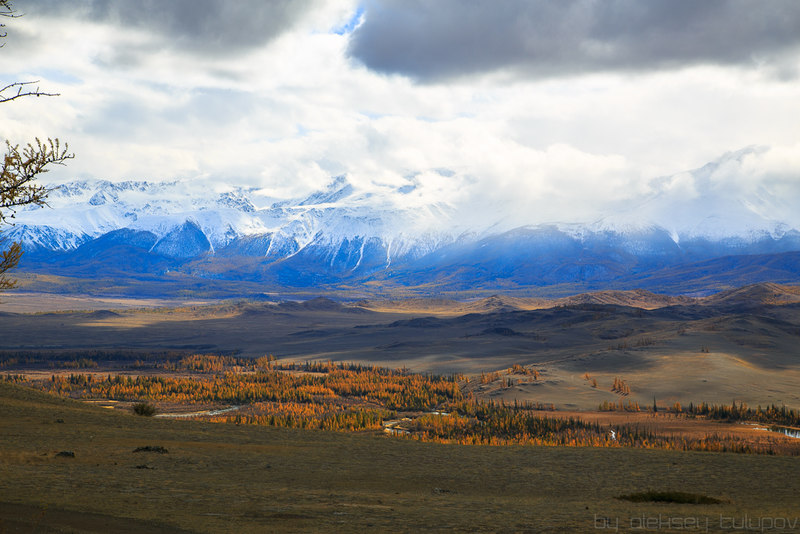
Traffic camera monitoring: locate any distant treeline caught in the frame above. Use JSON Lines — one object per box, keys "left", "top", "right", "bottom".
{"left": 0, "top": 349, "right": 192, "bottom": 369}
{"left": 680, "top": 401, "right": 800, "bottom": 428}
{"left": 598, "top": 398, "right": 800, "bottom": 428}
{"left": 403, "top": 401, "right": 784, "bottom": 454}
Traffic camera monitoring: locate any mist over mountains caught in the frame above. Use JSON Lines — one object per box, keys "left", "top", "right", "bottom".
{"left": 8, "top": 148, "right": 800, "bottom": 296}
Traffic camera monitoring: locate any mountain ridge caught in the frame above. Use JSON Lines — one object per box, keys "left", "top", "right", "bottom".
{"left": 4, "top": 148, "right": 800, "bottom": 297}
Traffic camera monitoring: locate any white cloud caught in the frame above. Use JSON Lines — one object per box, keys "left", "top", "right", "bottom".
{"left": 1, "top": 1, "right": 799, "bottom": 231}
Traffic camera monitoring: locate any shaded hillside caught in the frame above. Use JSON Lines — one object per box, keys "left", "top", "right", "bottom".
{"left": 554, "top": 289, "right": 695, "bottom": 309}
{"left": 702, "top": 282, "right": 800, "bottom": 309}
{"left": 619, "top": 251, "right": 800, "bottom": 296}
{"left": 16, "top": 221, "right": 800, "bottom": 298}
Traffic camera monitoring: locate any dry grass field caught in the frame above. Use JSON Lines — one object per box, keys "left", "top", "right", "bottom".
{"left": 2, "top": 381, "right": 800, "bottom": 533}
{"left": 0, "top": 291, "right": 216, "bottom": 313}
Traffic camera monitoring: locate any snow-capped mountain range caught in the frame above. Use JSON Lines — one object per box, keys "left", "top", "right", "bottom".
{"left": 10, "top": 174, "right": 450, "bottom": 258}
{"left": 6, "top": 148, "right": 800, "bottom": 295}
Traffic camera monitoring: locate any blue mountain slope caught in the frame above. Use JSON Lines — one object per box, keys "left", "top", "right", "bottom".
{"left": 151, "top": 221, "right": 212, "bottom": 258}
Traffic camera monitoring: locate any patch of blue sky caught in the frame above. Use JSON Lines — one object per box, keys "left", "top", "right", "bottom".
{"left": 295, "top": 124, "right": 310, "bottom": 137}
{"left": 332, "top": 6, "right": 365, "bottom": 35}
{"left": 39, "top": 68, "right": 82, "bottom": 85}
{"left": 359, "top": 110, "right": 388, "bottom": 120}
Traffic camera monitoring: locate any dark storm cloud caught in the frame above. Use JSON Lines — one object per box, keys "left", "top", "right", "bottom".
{"left": 22, "top": 0, "right": 318, "bottom": 55}
{"left": 347, "top": 0, "right": 800, "bottom": 81}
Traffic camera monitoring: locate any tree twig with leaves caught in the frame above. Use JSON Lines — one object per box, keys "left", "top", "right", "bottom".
{"left": 0, "top": 139, "right": 71, "bottom": 222}
{"left": 0, "top": 0, "right": 73, "bottom": 290}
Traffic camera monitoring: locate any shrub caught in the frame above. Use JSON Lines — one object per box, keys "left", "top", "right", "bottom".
{"left": 132, "top": 402, "right": 157, "bottom": 417}
{"left": 133, "top": 446, "right": 168, "bottom": 454}
{"left": 618, "top": 491, "right": 721, "bottom": 504}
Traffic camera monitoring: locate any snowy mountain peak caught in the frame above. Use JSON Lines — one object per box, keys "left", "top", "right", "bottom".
{"left": 298, "top": 175, "right": 355, "bottom": 206}
{"left": 217, "top": 191, "right": 255, "bottom": 212}
{"left": 4, "top": 147, "right": 800, "bottom": 267}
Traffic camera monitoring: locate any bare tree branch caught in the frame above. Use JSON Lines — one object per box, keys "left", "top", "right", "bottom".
{"left": 0, "top": 0, "right": 14, "bottom": 15}
{"left": 0, "top": 0, "right": 16, "bottom": 45}
{"left": 0, "top": 81, "right": 59, "bottom": 103}
{"left": 0, "top": 0, "right": 14, "bottom": 18}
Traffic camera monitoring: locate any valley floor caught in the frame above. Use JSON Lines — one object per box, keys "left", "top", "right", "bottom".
{"left": 2, "top": 287, "right": 800, "bottom": 531}
{"left": 2, "top": 286, "right": 800, "bottom": 412}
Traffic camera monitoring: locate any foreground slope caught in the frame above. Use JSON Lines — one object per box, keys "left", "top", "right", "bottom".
{"left": 1, "top": 381, "right": 799, "bottom": 533}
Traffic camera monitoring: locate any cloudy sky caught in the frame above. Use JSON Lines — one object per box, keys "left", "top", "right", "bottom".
{"left": 2, "top": 0, "right": 800, "bottom": 228}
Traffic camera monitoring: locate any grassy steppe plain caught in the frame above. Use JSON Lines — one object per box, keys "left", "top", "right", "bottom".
{"left": 2, "top": 381, "right": 799, "bottom": 533}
